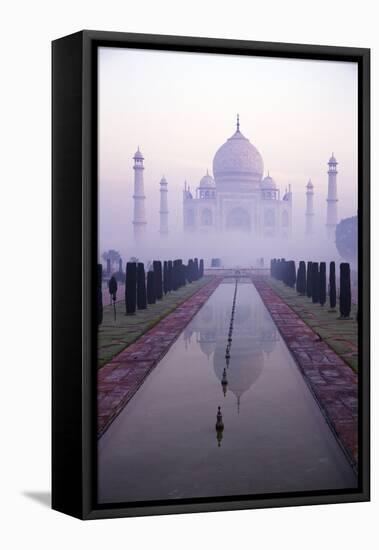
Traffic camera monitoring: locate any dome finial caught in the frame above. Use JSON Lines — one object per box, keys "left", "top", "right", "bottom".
{"left": 236, "top": 113, "right": 240, "bottom": 132}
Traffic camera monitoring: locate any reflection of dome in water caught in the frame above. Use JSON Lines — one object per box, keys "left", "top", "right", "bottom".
{"left": 261, "top": 328, "right": 279, "bottom": 355}
{"left": 213, "top": 338, "right": 265, "bottom": 410}
{"left": 198, "top": 330, "right": 217, "bottom": 358}
{"left": 200, "top": 304, "right": 213, "bottom": 323}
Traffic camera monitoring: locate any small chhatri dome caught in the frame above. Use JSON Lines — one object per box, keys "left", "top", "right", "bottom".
{"left": 199, "top": 170, "right": 215, "bottom": 188}
{"left": 260, "top": 172, "right": 276, "bottom": 190}
{"left": 213, "top": 115, "right": 264, "bottom": 184}
{"left": 160, "top": 175, "right": 168, "bottom": 185}
{"left": 328, "top": 153, "right": 337, "bottom": 164}
{"left": 307, "top": 178, "right": 314, "bottom": 189}
{"left": 133, "top": 147, "right": 144, "bottom": 160}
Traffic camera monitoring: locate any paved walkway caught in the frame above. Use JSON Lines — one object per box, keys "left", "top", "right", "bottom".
{"left": 98, "top": 277, "right": 213, "bottom": 367}
{"left": 252, "top": 277, "right": 358, "bottom": 468}
{"left": 98, "top": 276, "right": 222, "bottom": 437}
{"left": 266, "top": 278, "right": 358, "bottom": 371}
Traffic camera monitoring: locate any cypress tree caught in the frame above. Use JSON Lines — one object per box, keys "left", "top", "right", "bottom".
{"left": 153, "top": 260, "right": 163, "bottom": 300}
{"left": 173, "top": 260, "right": 178, "bottom": 290}
{"left": 280, "top": 258, "right": 286, "bottom": 282}
{"left": 194, "top": 258, "right": 199, "bottom": 280}
{"left": 300, "top": 261, "right": 307, "bottom": 295}
{"left": 288, "top": 260, "right": 296, "bottom": 288}
{"left": 306, "top": 261, "right": 312, "bottom": 298}
{"left": 158, "top": 261, "right": 164, "bottom": 294}
{"left": 137, "top": 263, "right": 147, "bottom": 309}
{"left": 176, "top": 259, "right": 184, "bottom": 287}
{"left": 125, "top": 262, "right": 137, "bottom": 315}
{"left": 187, "top": 259, "right": 193, "bottom": 283}
{"left": 106, "top": 258, "right": 111, "bottom": 276}
{"left": 180, "top": 260, "right": 186, "bottom": 286}
{"left": 97, "top": 264, "right": 103, "bottom": 326}
{"left": 118, "top": 258, "right": 123, "bottom": 273}
{"left": 167, "top": 260, "right": 173, "bottom": 292}
{"left": 274, "top": 259, "right": 279, "bottom": 278}
{"left": 147, "top": 270, "right": 156, "bottom": 304}
{"left": 274, "top": 259, "right": 278, "bottom": 279}
{"left": 297, "top": 261, "right": 306, "bottom": 295}
{"left": 283, "top": 261, "right": 293, "bottom": 286}
{"left": 274, "top": 259, "right": 280, "bottom": 280}
{"left": 319, "top": 262, "right": 326, "bottom": 306}
{"left": 296, "top": 265, "right": 300, "bottom": 292}
{"left": 329, "top": 261, "right": 337, "bottom": 309}
{"left": 199, "top": 259, "right": 204, "bottom": 278}
{"left": 172, "top": 260, "right": 179, "bottom": 291}
{"left": 311, "top": 262, "right": 319, "bottom": 304}
{"left": 283, "top": 261, "right": 289, "bottom": 285}
{"left": 340, "top": 263, "right": 351, "bottom": 318}
{"left": 163, "top": 261, "right": 168, "bottom": 295}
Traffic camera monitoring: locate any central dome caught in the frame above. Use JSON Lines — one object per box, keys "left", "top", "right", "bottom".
{"left": 213, "top": 118, "right": 264, "bottom": 186}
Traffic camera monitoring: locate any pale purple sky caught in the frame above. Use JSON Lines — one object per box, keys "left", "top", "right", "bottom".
{"left": 98, "top": 46, "right": 357, "bottom": 254}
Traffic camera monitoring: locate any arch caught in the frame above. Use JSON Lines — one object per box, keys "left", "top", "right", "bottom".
{"left": 201, "top": 208, "right": 213, "bottom": 226}
{"left": 282, "top": 210, "right": 289, "bottom": 227}
{"left": 226, "top": 207, "right": 251, "bottom": 231}
{"left": 264, "top": 209, "right": 275, "bottom": 227}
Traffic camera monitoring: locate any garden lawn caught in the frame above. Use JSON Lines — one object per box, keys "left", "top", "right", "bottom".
{"left": 266, "top": 277, "right": 358, "bottom": 371}
{"left": 98, "top": 276, "right": 213, "bottom": 368}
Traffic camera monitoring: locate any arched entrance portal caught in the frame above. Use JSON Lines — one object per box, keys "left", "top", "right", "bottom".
{"left": 226, "top": 208, "right": 251, "bottom": 231}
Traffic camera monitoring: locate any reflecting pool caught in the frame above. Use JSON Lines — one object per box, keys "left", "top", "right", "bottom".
{"left": 98, "top": 280, "right": 357, "bottom": 504}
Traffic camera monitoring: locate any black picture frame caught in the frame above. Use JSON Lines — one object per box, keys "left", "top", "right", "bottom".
{"left": 52, "top": 30, "right": 370, "bottom": 520}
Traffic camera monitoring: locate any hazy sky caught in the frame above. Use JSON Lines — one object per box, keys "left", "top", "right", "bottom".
{"left": 98, "top": 46, "right": 358, "bottom": 257}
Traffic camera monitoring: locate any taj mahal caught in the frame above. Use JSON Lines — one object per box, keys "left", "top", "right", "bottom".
{"left": 131, "top": 115, "right": 339, "bottom": 241}
{"left": 183, "top": 115, "right": 292, "bottom": 238}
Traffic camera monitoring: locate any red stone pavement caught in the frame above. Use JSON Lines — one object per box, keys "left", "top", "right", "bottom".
{"left": 252, "top": 277, "right": 358, "bottom": 468}
{"left": 98, "top": 277, "right": 223, "bottom": 437}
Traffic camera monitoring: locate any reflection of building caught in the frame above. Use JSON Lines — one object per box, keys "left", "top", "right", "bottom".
{"left": 185, "top": 280, "right": 279, "bottom": 411}
{"left": 183, "top": 116, "right": 292, "bottom": 238}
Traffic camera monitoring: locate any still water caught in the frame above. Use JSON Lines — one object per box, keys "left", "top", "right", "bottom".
{"left": 98, "top": 280, "right": 357, "bottom": 503}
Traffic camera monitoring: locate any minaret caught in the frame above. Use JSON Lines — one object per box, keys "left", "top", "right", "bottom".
{"left": 159, "top": 176, "right": 169, "bottom": 235}
{"left": 305, "top": 179, "right": 314, "bottom": 235}
{"left": 326, "top": 153, "right": 338, "bottom": 239}
{"left": 132, "top": 147, "right": 147, "bottom": 240}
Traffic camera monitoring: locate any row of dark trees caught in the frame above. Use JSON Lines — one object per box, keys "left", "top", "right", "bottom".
{"left": 98, "top": 258, "right": 204, "bottom": 323}
{"left": 270, "top": 258, "right": 352, "bottom": 318}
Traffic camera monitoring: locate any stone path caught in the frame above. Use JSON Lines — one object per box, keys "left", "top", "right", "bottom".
{"left": 266, "top": 278, "right": 358, "bottom": 371}
{"left": 98, "top": 276, "right": 222, "bottom": 437}
{"left": 252, "top": 277, "right": 358, "bottom": 468}
{"left": 98, "top": 277, "right": 212, "bottom": 367}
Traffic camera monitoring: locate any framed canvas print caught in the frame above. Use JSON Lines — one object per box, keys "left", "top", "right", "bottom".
{"left": 52, "top": 31, "right": 370, "bottom": 520}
